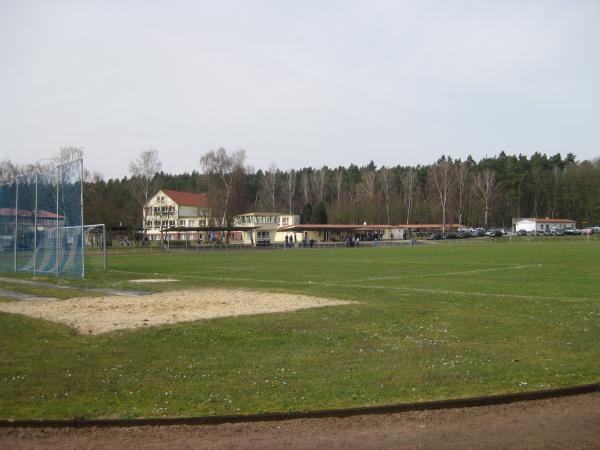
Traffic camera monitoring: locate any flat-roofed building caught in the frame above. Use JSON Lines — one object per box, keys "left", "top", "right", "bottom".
{"left": 234, "top": 212, "right": 300, "bottom": 245}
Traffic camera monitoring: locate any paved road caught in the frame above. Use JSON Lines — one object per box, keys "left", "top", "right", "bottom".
{"left": 1, "top": 393, "right": 599, "bottom": 449}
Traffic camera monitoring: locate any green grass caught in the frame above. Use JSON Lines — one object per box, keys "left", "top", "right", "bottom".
{"left": 1, "top": 240, "right": 599, "bottom": 419}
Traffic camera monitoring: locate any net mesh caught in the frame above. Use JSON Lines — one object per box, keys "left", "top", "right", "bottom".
{"left": 0, "top": 159, "right": 103, "bottom": 278}
{"left": 84, "top": 224, "right": 107, "bottom": 271}
{"left": 0, "top": 181, "right": 17, "bottom": 272}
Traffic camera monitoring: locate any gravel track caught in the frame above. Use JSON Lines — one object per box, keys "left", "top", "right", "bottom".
{"left": 1, "top": 393, "right": 598, "bottom": 449}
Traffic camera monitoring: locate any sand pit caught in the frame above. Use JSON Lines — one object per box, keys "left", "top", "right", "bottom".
{"left": 0, "top": 289, "right": 354, "bottom": 335}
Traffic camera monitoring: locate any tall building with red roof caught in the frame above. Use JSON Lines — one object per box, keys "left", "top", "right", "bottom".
{"left": 143, "top": 189, "right": 211, "bottom": 241}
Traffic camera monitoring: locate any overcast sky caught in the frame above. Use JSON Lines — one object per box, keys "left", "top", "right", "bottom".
{"left": 1, "top": 0, "right": 599, "bottom": 178}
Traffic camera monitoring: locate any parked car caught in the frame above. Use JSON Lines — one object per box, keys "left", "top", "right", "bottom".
{"left": 427, "top": 232, "right": 443, "bottom": 240}
{"left": 456, "top": 231, "right": 472, "bottom": 239}
{"left": 444, "top": 232, "right": 459, "bottom": 239}
{"left": 472, "top": 228, "right": 486, "bottom": 237}
{"left": 488, "top": 229, "right": 503, "bottom": 237}
{"left": 516, "top": 229, "right": 527, "bottom": 236}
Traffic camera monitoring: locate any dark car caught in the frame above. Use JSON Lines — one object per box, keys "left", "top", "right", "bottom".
{"left": 427, "top": 232, "right": 443, "bottom": 240}
{"left": 472, "top": 228, "right": 486, "bottom": 237}
{"left": 516, "top": 229, "right": 527, "bottom": 236}
{"left": 456, "top": 231, "right": 471, "bottom": 239}
{"left": 444, "top": 232, "right": 459, "bottom": 239}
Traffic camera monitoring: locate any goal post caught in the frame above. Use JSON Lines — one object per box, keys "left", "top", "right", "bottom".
{"left": 84, "top": 224, "right": 107, "bottom": 272}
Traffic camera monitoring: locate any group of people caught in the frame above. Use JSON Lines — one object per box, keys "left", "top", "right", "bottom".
{"left": 345, "top": 235, "right": 361, "bottom": 247}
{"left": 283, "top": 234, "right": 315, "bottom": 248}
{"left": 283, "top": 234, "right": 296, "bottom": 248}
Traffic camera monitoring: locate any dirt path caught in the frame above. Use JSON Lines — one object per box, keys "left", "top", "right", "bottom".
{"left": 2, "top": 393, "right": 598, "bottom": 449}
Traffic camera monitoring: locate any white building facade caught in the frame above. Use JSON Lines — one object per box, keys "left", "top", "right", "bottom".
{"left": 143, "top": 189, "right": 211, "bottom": 241}
{"left": 234, "top": 212, "right": 301, "bottom": 245}
{"left": 512, "top": 217, "right": 576, "bottom": 234}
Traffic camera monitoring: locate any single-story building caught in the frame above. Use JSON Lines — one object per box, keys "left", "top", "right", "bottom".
{"left": 398, "top": 224, "right": 464, "bottom": 236}
{"left": 277, "top": 224, "right": 405, "bottom": 243}
{"left": 512, "top": 217, "right": 576, "bottom": 234}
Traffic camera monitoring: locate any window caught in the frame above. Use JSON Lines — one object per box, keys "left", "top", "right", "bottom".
{"left": 169, "top": 220, "right": 175, "bottom": 227}
{"left": 179, "top": 220, "right": 185, "bottom": 226}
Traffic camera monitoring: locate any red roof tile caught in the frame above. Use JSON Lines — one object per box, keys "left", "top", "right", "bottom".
{"left": 161, "top": 190, "right": 209, "bottom": 207}
{"left": 533, "top": 218, "right": 576, "bottom": 223}
{"left": 0, "top": 208, "right": 63, "bottom": 219}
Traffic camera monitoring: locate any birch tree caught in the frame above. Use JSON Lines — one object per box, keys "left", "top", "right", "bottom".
{"left": 378, "top": 167, "right": 394, "bottom": 224}
{"left": 454, "top": 161, "right": 470, "bottom": 225}
{"left": 400, "top": 167, "right": 417, "bottom": 224}
{"left": 474, "top": 168, "right": 497, "bottom": 227}
{"left": 311, "top": 167, "right": 328, "bottom": 204}
{"left": 129, "top": 149, "right": 162, "bottom": 235}
{"left": 333, "top": 169, "right": 344, "bottom": 203}
{"left": 200, "top": 148, "right": 246, "bottom": 226}
{"left": 301, "top": 172, "right": 311, "bottom": 205}
{"left": 430, "top": 159, "right": 454, "bottom": 234}
{"left": 261, "top": 163, "right": 279, "bottom": 212}
{"left": 284, "top": 169, "right": 297, "bottom": 213}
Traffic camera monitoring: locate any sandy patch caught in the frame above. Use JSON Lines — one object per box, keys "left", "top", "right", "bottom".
{"left": 128, "top": 279, "right": 179, "bottom": 283}
{"left": 0, "top": 289, "right": 354, "bottom": 335}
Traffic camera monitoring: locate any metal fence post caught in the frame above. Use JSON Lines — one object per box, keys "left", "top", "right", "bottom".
{"left": 80, "top": 159, "right": 85, "bottom": 279}
{"left": 102, "top": 224, "right": 107, "bottom": 270}
{"left": 14, "top": 178, "right": 18, "bottom": 272}
{"left": 56, "top": 165, "right": 60, "bottom": 276}
{"left": 34, "top": 173, "right": 38, "bottom": 275}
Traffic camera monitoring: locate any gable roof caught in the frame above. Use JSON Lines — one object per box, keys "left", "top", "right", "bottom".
{"left": 161, "top": 189, "right": 209, "bottom": 207}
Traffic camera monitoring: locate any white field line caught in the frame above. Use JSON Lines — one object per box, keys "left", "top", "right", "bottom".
{"left": 325, "top": 264, "right": 539, "bottom": 284}
{"left": 108, "top": 268, "right": 597, "bottom": 302}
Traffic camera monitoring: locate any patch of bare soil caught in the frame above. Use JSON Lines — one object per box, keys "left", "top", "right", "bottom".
{"left": 1, "top": 393, "right": 598, "bottom": 449}
{"left": 0, "top": 289, "right": 354, "bottom": 335}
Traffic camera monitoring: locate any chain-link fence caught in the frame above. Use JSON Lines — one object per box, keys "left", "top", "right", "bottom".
{"left": 0, "top": 159, "right": 104, "bottom": 278}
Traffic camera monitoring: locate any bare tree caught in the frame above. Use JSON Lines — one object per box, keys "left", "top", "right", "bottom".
{"left": 474, "top": 169, "right": 497, "bottom": 227}
{"left": 301, "top": 172, "right": 311, "bottom": 205}
{"left": 200, "top": 148, "right": 246, "bottom": 226}
{"left": 55, "top": 146, "right": 84, "bottom": 165}
{"left": 551, "top": 165, "right": 561, "bottom": 218}
{"left": 348, "top": 182, "right": 363, "bottom": 224}
{"left": 129, "top": 149, "right": 162, "bottom": 235}
{"left": 311, "top": 167, "right": 328, "bottom": 203}
{"left": 378, "top": 167, "right": 395, "bottom": 224}
{"left": 400, "top": 167, "right": 417, "bottom": 224}
{"left": 284, "top": 169, "right": 297, "bottom": 213}
{"left": 430, "top": 159, "right": 455, "bottom": 234}
{"left": 454, "top": 162, "right": 470, "bottom": 225}
{"left": 261, "top": 163, "right": 279, "bottom": 212}
{"left": 333, "top": 169, "right": 344, "bottom": 203}
{"left": 0, "top": 159, "right": 18, "bottom": 184}
{"left": 358, "top": 170, "right": 377, "bottom": 222}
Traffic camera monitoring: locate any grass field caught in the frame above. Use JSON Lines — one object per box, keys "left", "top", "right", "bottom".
{"left": 1, "top": 239, "right": 599, "bottom": 419}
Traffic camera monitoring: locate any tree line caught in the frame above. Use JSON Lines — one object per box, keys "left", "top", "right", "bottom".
{"left": 2, "top": 149, "right": 599, "bottom": 230}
